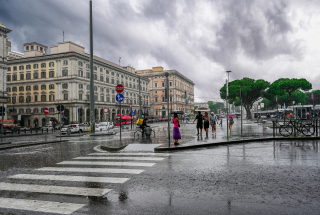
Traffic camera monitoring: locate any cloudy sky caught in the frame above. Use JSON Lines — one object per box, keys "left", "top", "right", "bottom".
{"left": 1, "top": 0, "right": 320, "bottom": 102}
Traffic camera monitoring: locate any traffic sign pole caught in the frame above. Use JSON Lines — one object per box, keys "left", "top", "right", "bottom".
{"left": 1, "top": 103, "right": 4, "bottom": 144}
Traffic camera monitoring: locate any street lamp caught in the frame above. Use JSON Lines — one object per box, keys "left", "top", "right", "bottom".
{"left": 226, "top": 71, "right": 231, "bottom": 141}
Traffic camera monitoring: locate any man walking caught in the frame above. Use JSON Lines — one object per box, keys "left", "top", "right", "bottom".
{"left": 193, "top": 111, "right": 203, "bottom": 135}
{"left": 210, "top": 113, "right": 217, "bottom": 135}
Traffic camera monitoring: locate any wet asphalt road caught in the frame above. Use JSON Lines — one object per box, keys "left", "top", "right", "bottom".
{"left": 0, "top": 121, "right": 319, "bottom": 214}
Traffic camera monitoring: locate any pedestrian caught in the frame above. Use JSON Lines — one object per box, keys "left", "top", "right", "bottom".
{"left": 228, "top": 115, "right": 234, "bottom": 134}
{"left": 193, "top": 111, "right": 203, "bottom": 135}
{"left": 173, "top": 113, "right": 181, "bottom": 146}
{"left": 203, "top": 112, "right": 210, "bottom": 138}
{"left": 210, "top": 112, "right": 217, "bottom": 135}
{"left": 219, "top": 118, "right": 223, "bottom": 127}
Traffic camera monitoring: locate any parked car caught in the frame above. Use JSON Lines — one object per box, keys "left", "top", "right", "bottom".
{"left": 20, "top": 126, "right": 30, "bottom": 131}
{"left": 42, "top": 125, "right": 54, "bottom": 131}
{"left": 97, "top": 124, "right": 109, "bottom": 131}
{"left": 95, "top": 125, "right": 102, "bottom": 132}
{"left": 61, "top": 125, "right": 72, "bottom": 134}
{"left": 99, "top": 122, "right": 114, "bottom": 129}
{"left": 70, "top": 124, "right": 80, "bottom": 133}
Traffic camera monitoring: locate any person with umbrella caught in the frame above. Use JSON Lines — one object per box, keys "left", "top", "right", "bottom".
{"left": 193, "top": 111, "right": 203, "bottom": 135}
{"left": 228, "top": 114, "right": 235, "bottom": 134}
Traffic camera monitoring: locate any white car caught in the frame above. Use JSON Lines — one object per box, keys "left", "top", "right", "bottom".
{"left": 95, "top": 125, "right": 102, "bottom": 132}
{"left": 61, "top": 125, "right": 72, "bottom": 134}
{"left": 70, "top": 124, "right": 80, "bottom": 133}
{"left": 42, "top": 125, "right": 54, "bottom": 131}
{"left": 99, "top": 122, "right": 114, "bottom": 129}
{"left": 97, "top": 124, "right": 109, "bottom": 131}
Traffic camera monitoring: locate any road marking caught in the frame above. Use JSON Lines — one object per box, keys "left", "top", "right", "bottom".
{"left": 0, "top": 182, "right": 111, "bottom": 197}
{"left": 74, "top": 156, "right": 164, "bottom": 161}
{"left": 88, "top": 152, "right": 170, "bottom": 156}
{"left": 57, "top": 161, "right": 156, "bottom": 167}
{"left": 9, "top": 174, "right": 130, "bottom": 184}
{"left": 37, "top": 167, "right": 144, "bottom": 174}
{"left": 0, "top": 197, "right": 84, "bottom": 214}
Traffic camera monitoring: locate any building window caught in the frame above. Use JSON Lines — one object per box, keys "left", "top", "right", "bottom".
{"left": 33, "top": 108, "right": 38, "bottom": 113}
{"left": 111, "top": 71, "right": 114, "bottom": 76}
{"left": 26, "top": 86, "right": 31, "bottom": 91}
{"left": 162, "top": 97, "right": 165, "bottom": 102}
{"left": 100, "top": 95, "right": 104, "bottom": 102}
{"left": 106, "top": 70, "right": 109, "bottom": 74}
{"left": 155, "top": 83, "right": 158, "bottom": 88}
{"left": 12, "top": 74, "right": 17, "bottom": 81}
{"left": 26, "top": 73, "right": 31, "bottom": 80}
{"left": 19, "top": 65, "right": 24, "bottom": 70}
{"left": 155, "top": 97, "right": 158, "bottom": 102}
{"left": 100, "top": 68, "right": 103, "bottom": 72}
{"left": 121, "top": 81, "right": 124, "bottom": 85}
{"left": 130, "top": 83, "right": 132, "bottom": 88}
{"left": 94, "top": 66, "right": 97, "bottom": 71}
{"left": 162, "top": 82, "right": 165, "bottom": 87}
{"left": 62, "top": 69, "right": 68, "bottom": 76}
{"left": 41, "top": 85, "right": 46, "bottom": 90}
{"left": 94, "top": 86, "right": 97, "bottom": 91}
{"left": 133, "top": 84, "right": 136, "bottom": 89}
{"left": 26, "top": 96, "right": 31, "bottom": 103}
{"left": 19, "top": 73, "right": 24, "bottom": 80}
{"left": 63, "top": 60, "right": 68, "bottom": 66}
{"left": 79, "top": 83, "right": 83, "bottom": 89}
{"left": 106, "top": 77, "right": 109, "bottom": 83}
{"left": 116, "top": 80, "right": 119, "bottom": 84}
{"left": 12, "top": 96, "right": 16, "bottom": 103}
{"left": 78, "top": 70, "right": 83, "bottom": 77}
{"left": 116, "top": 73, "right": 119, "bottom": 77}
{"left": 49, "top": 94, "right": 54, "bottom": 101}
{"left": 63, "top": 94, "right": 68, "bottom": 100}
{"left": 94, "top": 74, "right": 97, "bottom": 80}
{"left": 19, "top": 96, "right": 24, "bottom": 103}
{"left": 26, "top": 65, "right": 31, "bottom": 70}
{"left": 19, "top": 109, "right": 24, "bottom": 114}
{"left": 86, "top": 85, "right": 90, "bottom": 90}
{"left": 19, "top": 86, "right": 24, "bottom": 91}
{"left": 79, "top": 93, "right": 82, "bottom": 100}
{"left": 31, "top": 46, "right": 34, "bottom": 50}
{"left": 100, "top": 76, "right": 103, "bottom": 82}
{"left": 7, "top": 67, "right": 11, "bottom": 71}
{"left": 7, "top": 75, "right": 11, "bottom": 81}
{"left": 6, "top": 87, "right": 10, "bottom": 92}
{"left": 41, "top": 71, "right": 46, "bottom": 78}
{"left": 106, "top": 88, "right": 110, "bottom": 93}
{"left": 49, "top": 71, "right": 54, "bottom": 78}
{"left": 41, "top": 63, "right": 46, "bottom": 68}
{"left": 49, "top": 84, "right": 54, "bottom": 90}
{"left": 41, "top": 108, "right": 45, "bottom": 113}
{"left": 86, "top": 64, "right": 89, "bottom": 68}
{"left": 86, "top": 95, "right": 89, "bottom": 101}
{"left": 170, "top": 81, "right": 172, "bottom": 86}
{"left": 94, "top": 95, "right": 98, "bottom": 101}
{"left": 86, "top": 72, "right": 90, "bottom": 78}
{"left": 26, "top": 108, "right": 31, "bottom": 113}
{"left": 107, "top": 97, "right": 110, "bottom": 102}
{"left": 112, "top": 97, "right": 115, "bottom": 103}
{"left": 100, "top": 88, "right": 104, "bottom": 92}
{"left": 49, "top": 62, "right": 54, "bottom": 67}
{"left": 33, "top": 85, "right": 38, "bottom": 90}
{"left": 34, "top": 72, "right": 38, "bottom": 79}
{"left": 62, "top": 83, "right": 68, "bottom": 89}
{"left": 13, "top": 66, "right": 17, "bottom": 71}
{"left": 33, "top": 64, "right": 38, "bottom": 69}
{"left": 78, "top": 61, "right": 83, "bottom": 67}
{"left": 49, "top": 108, "right": 55, "bottom": 113}
{"left": 41, "top": 95, "right": 46, "bottom": 102}
{"left": 126, "top": 82, "right": 128, "bottom": 87}
{"left": 34, "top": 95, "right": 38, "bottom": 102}
{"left": 111, "top": 79, "right": 114, "bottom": 84}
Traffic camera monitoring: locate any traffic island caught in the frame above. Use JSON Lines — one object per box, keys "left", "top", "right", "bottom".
{"left": 0, "top": 140, "right": 69, "bottom": 150}
{"left": 90, "top": 132, "right": 117, "bottom": 136}
{"left": 154, "top": 136, "right": 320, "bottom": 152}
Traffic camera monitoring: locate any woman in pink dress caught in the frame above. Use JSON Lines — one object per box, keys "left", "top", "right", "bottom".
{"left": 173, "top": 113, "right": 181, "bottom": 145}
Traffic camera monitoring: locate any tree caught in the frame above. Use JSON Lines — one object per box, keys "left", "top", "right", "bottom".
{"left": 305, "top": 90, "right": 320, "bottom": 105}
{"left": 220, "top": 78, "right": 270, "bottom": 119}
{"left": 262, "top": 90, "right": 307, "bottom": 109}
{"left": 265, "top": 78, "right": 312, "bottom": 106}
{"left": 208, "top": 101, "right": 218, "bottom": 113}
{"left": 216, "top": 102, "right": 225, "bottom": 114}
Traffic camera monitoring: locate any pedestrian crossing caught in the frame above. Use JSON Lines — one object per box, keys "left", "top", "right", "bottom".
{"left": 0, "top": 151, "right": 170, "bottom": 214}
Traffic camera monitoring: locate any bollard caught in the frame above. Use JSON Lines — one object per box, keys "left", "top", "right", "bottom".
{"left": 273, "top": 120, "right": 275, "bottom": 138}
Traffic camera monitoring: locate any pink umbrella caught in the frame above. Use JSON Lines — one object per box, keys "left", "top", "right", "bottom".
{"left": 228, "top": 113, "right": 236, "bottom": 117}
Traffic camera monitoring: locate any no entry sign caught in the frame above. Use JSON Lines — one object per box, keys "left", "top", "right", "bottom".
{"left": 116, "top": 84, "right": 124, "bottom": 93}
{"left": 311, "top": 93, "right": 314, "bottom": 100}
{"left": 44, "top": 107, "right": 49, "bottom": 114}
{"left": 103, "top": 108, "right": 109, "bottom": 113}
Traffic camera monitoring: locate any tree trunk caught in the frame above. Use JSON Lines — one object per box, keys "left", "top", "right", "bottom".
{"left": 244, "top": 104, "right": 251, "bottom": 119}
{"left": 289, "top": 91, "right": 292, "bottom": 106}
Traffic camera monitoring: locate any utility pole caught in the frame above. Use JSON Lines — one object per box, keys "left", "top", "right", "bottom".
{"left": 139, "top": 76, "right": 142, "bottom": 119}
{"left": 89, "top": 0, "right": 95, "bottom": 133}
{"left": 165, "top": 73, "right": 170, "bottom": 147}
{"left": 240, "top": 88, "right": 243, "bottom": 136}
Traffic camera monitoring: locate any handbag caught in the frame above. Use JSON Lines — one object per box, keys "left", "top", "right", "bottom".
{"left": 178, "top": 123, "right": 180, "bottom": 128}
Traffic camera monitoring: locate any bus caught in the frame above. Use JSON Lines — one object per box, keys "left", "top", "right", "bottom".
{"left": 115, "top": 115, "right": 135, "bottom": 125}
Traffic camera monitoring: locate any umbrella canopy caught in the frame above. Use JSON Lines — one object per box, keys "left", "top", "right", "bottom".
{"left": 171, "top": 110, "right": 184, "bottom": 115}
{"left": 195, "top": 107, "right": 210, "bottom": 112}
{"left": 228, "top": 113, "right": 236, "bottom": 117}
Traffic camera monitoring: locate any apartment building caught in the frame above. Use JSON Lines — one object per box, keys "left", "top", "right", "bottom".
{"left": 6, "top": 41, "right": 149, "bottom": 127}
{"left": 136, "top": 66, "right": 194, "bottom": 118}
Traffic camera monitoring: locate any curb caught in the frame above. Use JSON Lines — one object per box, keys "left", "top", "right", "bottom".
{"left": 90, "top": 132, "right": 117, "bottom": 136}
{"left": 0, "top": 133, "right": 56, "bottom": 138}
{"left": 154, "top": 137, "right": 320, "bottom": 152}
{"left": 0, "top": 140, "right": 69, "bottom": 150}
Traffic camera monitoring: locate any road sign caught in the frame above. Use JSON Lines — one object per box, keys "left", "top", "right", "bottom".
{"left": 57, "top": 104, "right": 65, "bottom": 112}
{"left": 103, "top": 108, "right": 109, "bottom": 113}
{"left": 44, "top": 107, "right": 49, "bottom": 114}
{"left": 116, "top": 84, "right": 124, "bottom": 93}
{"left": 144, "top": 109, "right": 146, "bottom": 112}
{"left": 129, "top": 109, "right": 132, "bottom": 113}
{"left": 132, "top": 112, "right": 135, "bottom": 116}
{"left": 311, "top": 93, "right": 314, "bottom": 100}
{"left": 129, "top": 104, "right": 132, "bottom": 108}
{"left": 116, "top": 93, "right": 124, "bottom": 103}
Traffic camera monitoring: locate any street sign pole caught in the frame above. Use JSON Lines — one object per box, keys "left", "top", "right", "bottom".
{"left": 226, "top": 79, "right": 228, "bottom": 141}
{"left": 79, "top": 108, "right": 81, "bottom": 137}
{"left": 139, "top": 76, "right": 142, "bottom": 119}
{"left": 1, "top": 103, "right": 4, "bottom": 144}
{"left": 130, "top": 101, "right": 132, "bottom": 130}
{"left": 240, "top": 89, "right": 242, "bottom": 136}
{"left": 59, "top": 110, "right": 61, "bottom": 141}
{"left": 115, "top": 85, "right": 124, "bottom": 142}
{"left": 120, "top": 101, "right": 121, "bottom": 142}
{"left": 45, "top": 114, "right": 47, "bottom": 142}
{"left": 165, "top": 73, "right": 170, "bottom": 147}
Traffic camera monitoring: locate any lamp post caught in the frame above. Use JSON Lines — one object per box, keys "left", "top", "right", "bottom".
{"left": 226, "top": 71, "right": 231, "bottom": 141}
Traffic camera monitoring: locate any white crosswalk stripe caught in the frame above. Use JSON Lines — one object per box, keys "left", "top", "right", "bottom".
{"left": 9, "top": 174, "right": 130, "bottom": 183}
{"left": 0, "top": 197, "right": 84, "bottom": 214}
{"left": 58, "top": 161, "right": 156, "bottom": 167}
{"left": 73, "top": 156, "right": 165, "bottom": 161}
{"left": 0, "top": 182, "right": 111, "bottom": 197}
{"left": 89, "top": 152, "right": 170, "bottom": 156}
{"left": 36, "top": 167, "right": 145, "bottom": 174}
{"left": 0, "top": 151, "right": 168, "bottom": 214}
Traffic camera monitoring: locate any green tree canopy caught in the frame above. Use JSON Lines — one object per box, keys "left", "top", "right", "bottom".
{"left": 220, "top": 78, "right": 270, "bottom": 118}
{"left": 305, "top": 90, "right": 320, "bottom": 105}
{"left": 215, "top": 102, "right": 225, "bottom": 114}
{"left": 264, "top": 78, "right": 312, "bottom": 106}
